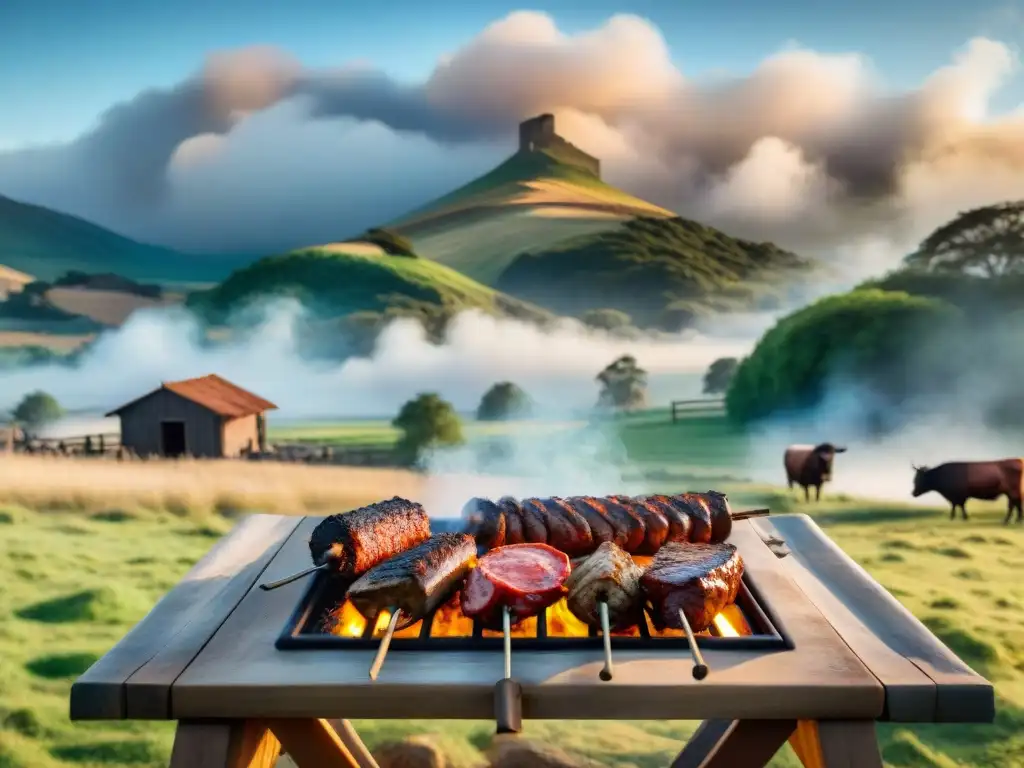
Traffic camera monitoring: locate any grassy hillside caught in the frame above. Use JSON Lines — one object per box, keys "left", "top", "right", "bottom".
{"left": 186, "top": 241, "right": 554, "bottom": 329}
{"left": 495, "top": 216, "right": 814, "bottom": 330}
{"left": 388, "top": 149, "right": 675, "bottom": 284}
{"left": 0, "top": 194, "right": 254, "bottom": 283}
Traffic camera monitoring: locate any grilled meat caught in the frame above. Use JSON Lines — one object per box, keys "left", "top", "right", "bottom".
{"left": 460, "top": 543, "right": 571, "bottom": 627}
{"left": 565, "top": 542, "right": 644, "bottom": 630}
{"left": 565, "top": 497, "right": 616, "bottom": 546}
{"left": 641, "top": 542, "right": 744, "bottom": 633}
{"left": 613, "top": 495, "right": 668, "bottom": 554}
{"left": 642, "top": 495, "right": 693, "bottom": 543}
{"left": 499, "top": 497, "right": 526, "bottom": 545}
{"left": 667, "top": 494, "right": 714, "bottom": 543}
{"left": 536, "top": 498, "right": 594, "bottom": 556}
{"left": 347, "top": 533, "right": 477, "bottom": 630}
{"left": 308, "top": 497, "right": 431, "bottom": 578}
{"left": 462, "top": 497, "right": 506, "bottom": 549}
{"left": 518, "top": 499, "right": 549, "bottom": 543}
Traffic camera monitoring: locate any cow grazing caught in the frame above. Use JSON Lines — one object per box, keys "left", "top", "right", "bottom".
{"left": 784, "top": 443, "right": 847, "bottom": 502}
{"left": 911, "top": 459, "right": 1024, "bottom": 523}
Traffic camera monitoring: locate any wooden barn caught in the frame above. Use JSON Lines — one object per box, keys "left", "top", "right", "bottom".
{"left": 105, "top": 374, "right": 277, "bottom": 459}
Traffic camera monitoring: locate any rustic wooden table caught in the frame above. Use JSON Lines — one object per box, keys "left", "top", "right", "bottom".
{"left": 70, "top": 515, "right": 994, "bottom": 768}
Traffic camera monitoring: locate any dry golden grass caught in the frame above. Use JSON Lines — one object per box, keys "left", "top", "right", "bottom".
{"left": 0, "top": 454, "right": 440, "bottom": 516}
{"left": 0, "top": 330, "right": 94, "bottom": 350}
{"left": 46, "top": 287, "right": 180, "bottom": 326}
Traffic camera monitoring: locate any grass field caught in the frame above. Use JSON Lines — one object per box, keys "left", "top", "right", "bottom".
{"left": 2, "top": 409, "right": 1023, "bottom": 767}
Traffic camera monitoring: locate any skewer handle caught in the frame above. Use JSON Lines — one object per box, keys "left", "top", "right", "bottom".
{"left": 368, "top": 609, "right": 401, "bottom": 681}
{"left": 598, "top": 600, "right": 614, "bottom": 682}
{"left": 731, "top": 508, "right": 770, "bottom": 521}
{"left": 494, "top": 605, "right": 522, "bottom": 734}
{"left": 677, "top": 608, "right": 709, "bottom": 681}
{"left": 258, "top": 563, "right": 329, "bottom": 591}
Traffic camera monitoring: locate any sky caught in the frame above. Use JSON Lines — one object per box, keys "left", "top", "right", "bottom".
{"left": 3, "top": 0, "right": 1024, "bottom": 272}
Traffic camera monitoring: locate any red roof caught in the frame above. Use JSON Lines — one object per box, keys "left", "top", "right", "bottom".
{"left": 106, "top": 374, "right": 277, "bottom": 418}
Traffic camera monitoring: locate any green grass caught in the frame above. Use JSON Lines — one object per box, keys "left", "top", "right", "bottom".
{"left": 2, "top": 409, "right": 1022, "bottom": 766}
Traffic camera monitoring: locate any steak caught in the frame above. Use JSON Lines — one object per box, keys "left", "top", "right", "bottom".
{"left": 565, "top": 541, "right": 644, "bottom": 630}
{"left": 347, "top": 533, "right": 477, "bottom": 630}
{"left": 460, "top": 543, "right": 571, "bottom": 627}
{"left": 308, "top": 497, "right": 431, "bottom": 578}
{"left": 641, "top": 542, "right": 744, "bottom": 633}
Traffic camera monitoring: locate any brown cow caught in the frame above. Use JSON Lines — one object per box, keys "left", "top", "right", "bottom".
{"left": 784, "top": 443, "right": 847, "bottom": 502}
{"left": 911, "top": 459, "right": 1024, "bottom": 523}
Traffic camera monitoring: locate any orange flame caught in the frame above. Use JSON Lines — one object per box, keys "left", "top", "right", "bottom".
{"left": 327, "top": 601, "right": 368, "bottom": 638}
{"left": 546, "top": 599, "right": 590, "bottom": 637}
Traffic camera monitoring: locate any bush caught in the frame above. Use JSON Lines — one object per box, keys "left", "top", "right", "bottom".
{"left": 703, "top": 357, "right": 739, "bottom": 395}
{"left": 363, "top": 228, "right": 417, "bottom": 257}
{"left": 725, "top": 289, "right": 960, "bottom": 426}
{"left": 12, "top": 390, "right": 62, "bottom": 430}
{"left": 596, "top": 355, "right": 648, "bottom": 410}
{"left": 580, "top": 308, "right": 632, "bottom": 332}
{"left": 477, "top": 382, "right": 532, "bottom": 421}
{"left": 392, "top": 393, "right": 465, "bottom": 466}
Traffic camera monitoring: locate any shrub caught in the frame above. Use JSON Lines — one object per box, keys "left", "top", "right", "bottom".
{"left": 702, "top": 357, "right": 739, "bottom": 395}
{"left": 392, "top": 393, "right": 465, "bottom": 466}
{"left": 725, "top": 289, "right": 960, "bottom": 426}
{"left": 477, "top": 382, "right": 532, "bottom": 421}
{"left": 596, "top": 355, "right": 648, "bottom": 410}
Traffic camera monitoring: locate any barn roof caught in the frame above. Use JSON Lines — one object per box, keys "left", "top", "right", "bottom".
{"left": 105, "top": 374, "right": 277, "bottom": 418}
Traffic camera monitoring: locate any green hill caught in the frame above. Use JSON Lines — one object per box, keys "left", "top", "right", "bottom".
{"left": 185, "top": 241, "right": 554, "bottom": 329}
{"left": 495, "top": 215, "right": 815, "bottom": 330}
{"left": 0, "top": 193, "right": 253, "bottom": 283}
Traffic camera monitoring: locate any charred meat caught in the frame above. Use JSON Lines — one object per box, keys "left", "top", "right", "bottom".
{"left": 460, "top": 543, "right": 571, "bottom": 627}
{"left": 308, "top": 497, "right": 431, "bottom": 578}
{"left": 565, "top": 541, "right": 644, "bottom": 630}
{"left": 347, "top": 533, "right": 477, "bottom": 630}
{"left": 641, "top": 542, "right": 744, "bottom": 633}
{"left": 462, "top": 497, "right": 506, "bottom": 549}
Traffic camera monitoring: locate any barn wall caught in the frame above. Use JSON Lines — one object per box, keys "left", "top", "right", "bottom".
{"left": 222, "top": 413, "right": 260, "bottom": 457}
{"left": 117, "top": 390, "right": 223, "bottom": 458}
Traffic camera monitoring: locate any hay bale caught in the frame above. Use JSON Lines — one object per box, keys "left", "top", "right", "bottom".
{"left": 486, "top": 735, "right": 592, "bottom": 768}
{"left": 373, "top": 735, "right": 447, "bottom": 768}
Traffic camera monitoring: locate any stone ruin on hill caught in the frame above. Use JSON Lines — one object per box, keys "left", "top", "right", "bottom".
{"left": 517, "top": 114, "right": 601, "bottom": 179}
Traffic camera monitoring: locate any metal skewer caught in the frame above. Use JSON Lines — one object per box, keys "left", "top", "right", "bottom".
{"left": 494, "top": 605, "right": 522, "bottom": 734}
{"left": 598, "top": 600, "right": 614, "bottom": 682}
{"left": 259, "top": 563, "right": 329, "bottom": 591}
{"left": 502, "top": 605, "right": 512, "bottom": 680}
{"left": 731, "top": 508, "right": 770, "bottom": 521}
{"left": 368, "top": 608, "right": 401, "bottom": 681}
{"left": 677, "top": 608, "right": 709, "bottom": 680}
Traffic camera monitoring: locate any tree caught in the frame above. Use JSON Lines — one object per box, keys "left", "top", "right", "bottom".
{"left": 12, "top": 391, "right": 63, "bottom": 431}
{"left": 905, "top": 201, "right": 1024, "bottom": 277}
{"left": 725, "top": 289, "right": 960, "bottom": 427}
{"left": 477, "top": 382, "right": 532, "bottom": 421}
{"left": 596, "top": 355, "right": 648, "bottom": 410}
{"left": 703, "top": 357, "right": 739, "bottom": 395}
{"left": 392, "top": 393, "right": 465, "bottom": 465}
{"left": 580, "top": 309, "right": 632, "bottom": 332}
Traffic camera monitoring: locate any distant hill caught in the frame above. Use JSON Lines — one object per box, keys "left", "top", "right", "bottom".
{"left": 495, "top": 216, "right": 814, "bottom": 330}
{"left": 0, "top": 193, "right": 254, "bottom": 283}
{"left": 385, "top": 115, "right": 675, "bottom": 285}
{"left": 186, "top": 241, "right": 554, "bottom": 329}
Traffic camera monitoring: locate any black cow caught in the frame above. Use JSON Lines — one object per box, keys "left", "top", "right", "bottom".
{"left": 784, "top": 443, "right": 847, "bottom": 502}
{"left": 912, "top": 459, "right": 1024, "bottom": 523}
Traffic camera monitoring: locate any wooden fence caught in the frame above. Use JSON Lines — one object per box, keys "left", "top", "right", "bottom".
{"left": 670, "top": 398, "right": 725, "bottom": 423}
{"left": 13, "top": 432, "right": 121, "bottom": 455}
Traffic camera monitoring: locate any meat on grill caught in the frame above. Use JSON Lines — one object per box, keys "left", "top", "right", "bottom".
{"left": 565, "top": 541, "right": 644, "bottom": 630}
{"left": 347, "top": 533, "right": 477, "bottom": 630}
{"left": 462, "top": 492, "right": 738, "bottom": 557}
{"left": 641, "top": 542, "right": 744, "bottom": 633}
{"left": 308, "top": 497, "right": 431, "bottom": 579}
{"left": 460, "top": 543, "right": 571, "bottom": 627}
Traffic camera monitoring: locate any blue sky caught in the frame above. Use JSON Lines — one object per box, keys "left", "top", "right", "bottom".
{"left": 3, "top": 0, "right": 1022, "bottom": 149}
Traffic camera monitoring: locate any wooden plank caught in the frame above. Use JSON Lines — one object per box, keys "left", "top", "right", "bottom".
{"left": 70, "top": 514, "right": 303, "bottom": 720}
{"left": 760, "top": 515, "right": 995, "bottom": 724}
{"left": 269, "top": 719, "right": 361, "bottom": 768}
{"left": 670, "top": 719, "right": 797, "bottom": 768}
{"left": 789, "top": 720, "right": 883, "bottom": 768}
{"left": 326, "top": 720, "right": 381, "bottom": 768}
{"left": 170, "top": 720, "right": 281, "bottom": 768}
{"left": 170, "top": 520, "right": 884, "bottom": 721}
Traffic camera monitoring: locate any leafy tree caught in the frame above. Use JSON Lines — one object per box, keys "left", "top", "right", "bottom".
{"left": 703, "top": 357, "right": 739, "bottom": 395}
{"left": 725, "top": 289, "right": 960, "bottom": 426}
{"left": 392, "top": 393, "right": 465, "bottom": 465}
{"left": 596, "top": 355, "right": 648, "bottom": 410}
{"left": 12, "top": 391, "right": 63, "bottom": 431}
{"left": 477, "top": 382, "right": 532, "bottom": 421}
{"left": 905, "top": 201, "right": 1024, "bottom": 277}
{"left": 580, "top": 309, "right": 632, "bottom": 332}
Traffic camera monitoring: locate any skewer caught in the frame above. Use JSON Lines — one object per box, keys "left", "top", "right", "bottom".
{"left": 677, "top": 608, "right": 709, "bottom": 680}
{"left": 731, "top": 508, "right": 770, "bottom": 521}
{"left": 258, "top": 563, "right": 329, "bottom": 591}
{"left": 494, "top": 605, "right": 523, "bottom": 734}
{"left": 368, "top": 608, "right": 401, "bottom": 681}
{"left": 598, "top": 599, "right": 614, "bottom": 681}
{"left": 502, "top": 605, "right": 512, "bottom": 680}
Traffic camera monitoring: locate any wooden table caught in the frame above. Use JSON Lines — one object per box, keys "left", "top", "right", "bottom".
{"left": 70, "top": 514, "right": 995, "bottom": 768}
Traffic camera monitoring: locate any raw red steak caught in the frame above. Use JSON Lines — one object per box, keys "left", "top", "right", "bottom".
{"left": 460, "top": 543, "right": 571, "bottom": 627}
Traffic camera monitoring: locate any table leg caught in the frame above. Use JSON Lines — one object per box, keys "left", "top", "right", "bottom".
{"left": 789, "top": 720, "right": 883, "bottom": 768}
{"left": 326, "top": 719, "right": 380, "bottom": 768}
{"left": 267, "top": 718, "right": 362, "bottom": 768}
{"left": 670, "top": 719, "right": 798, "bottom": 768}
{"left": 170, "top": 720, "right": 280, "bottom": 768}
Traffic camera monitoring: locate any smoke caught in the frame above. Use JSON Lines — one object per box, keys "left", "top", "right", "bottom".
{"left": 3, "top": 13, "right": 1024, "bottom": 271}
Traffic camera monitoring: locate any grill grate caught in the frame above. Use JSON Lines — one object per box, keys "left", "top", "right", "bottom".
{"left": 274, "top": 570, "right": 791, "bottom": 652}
